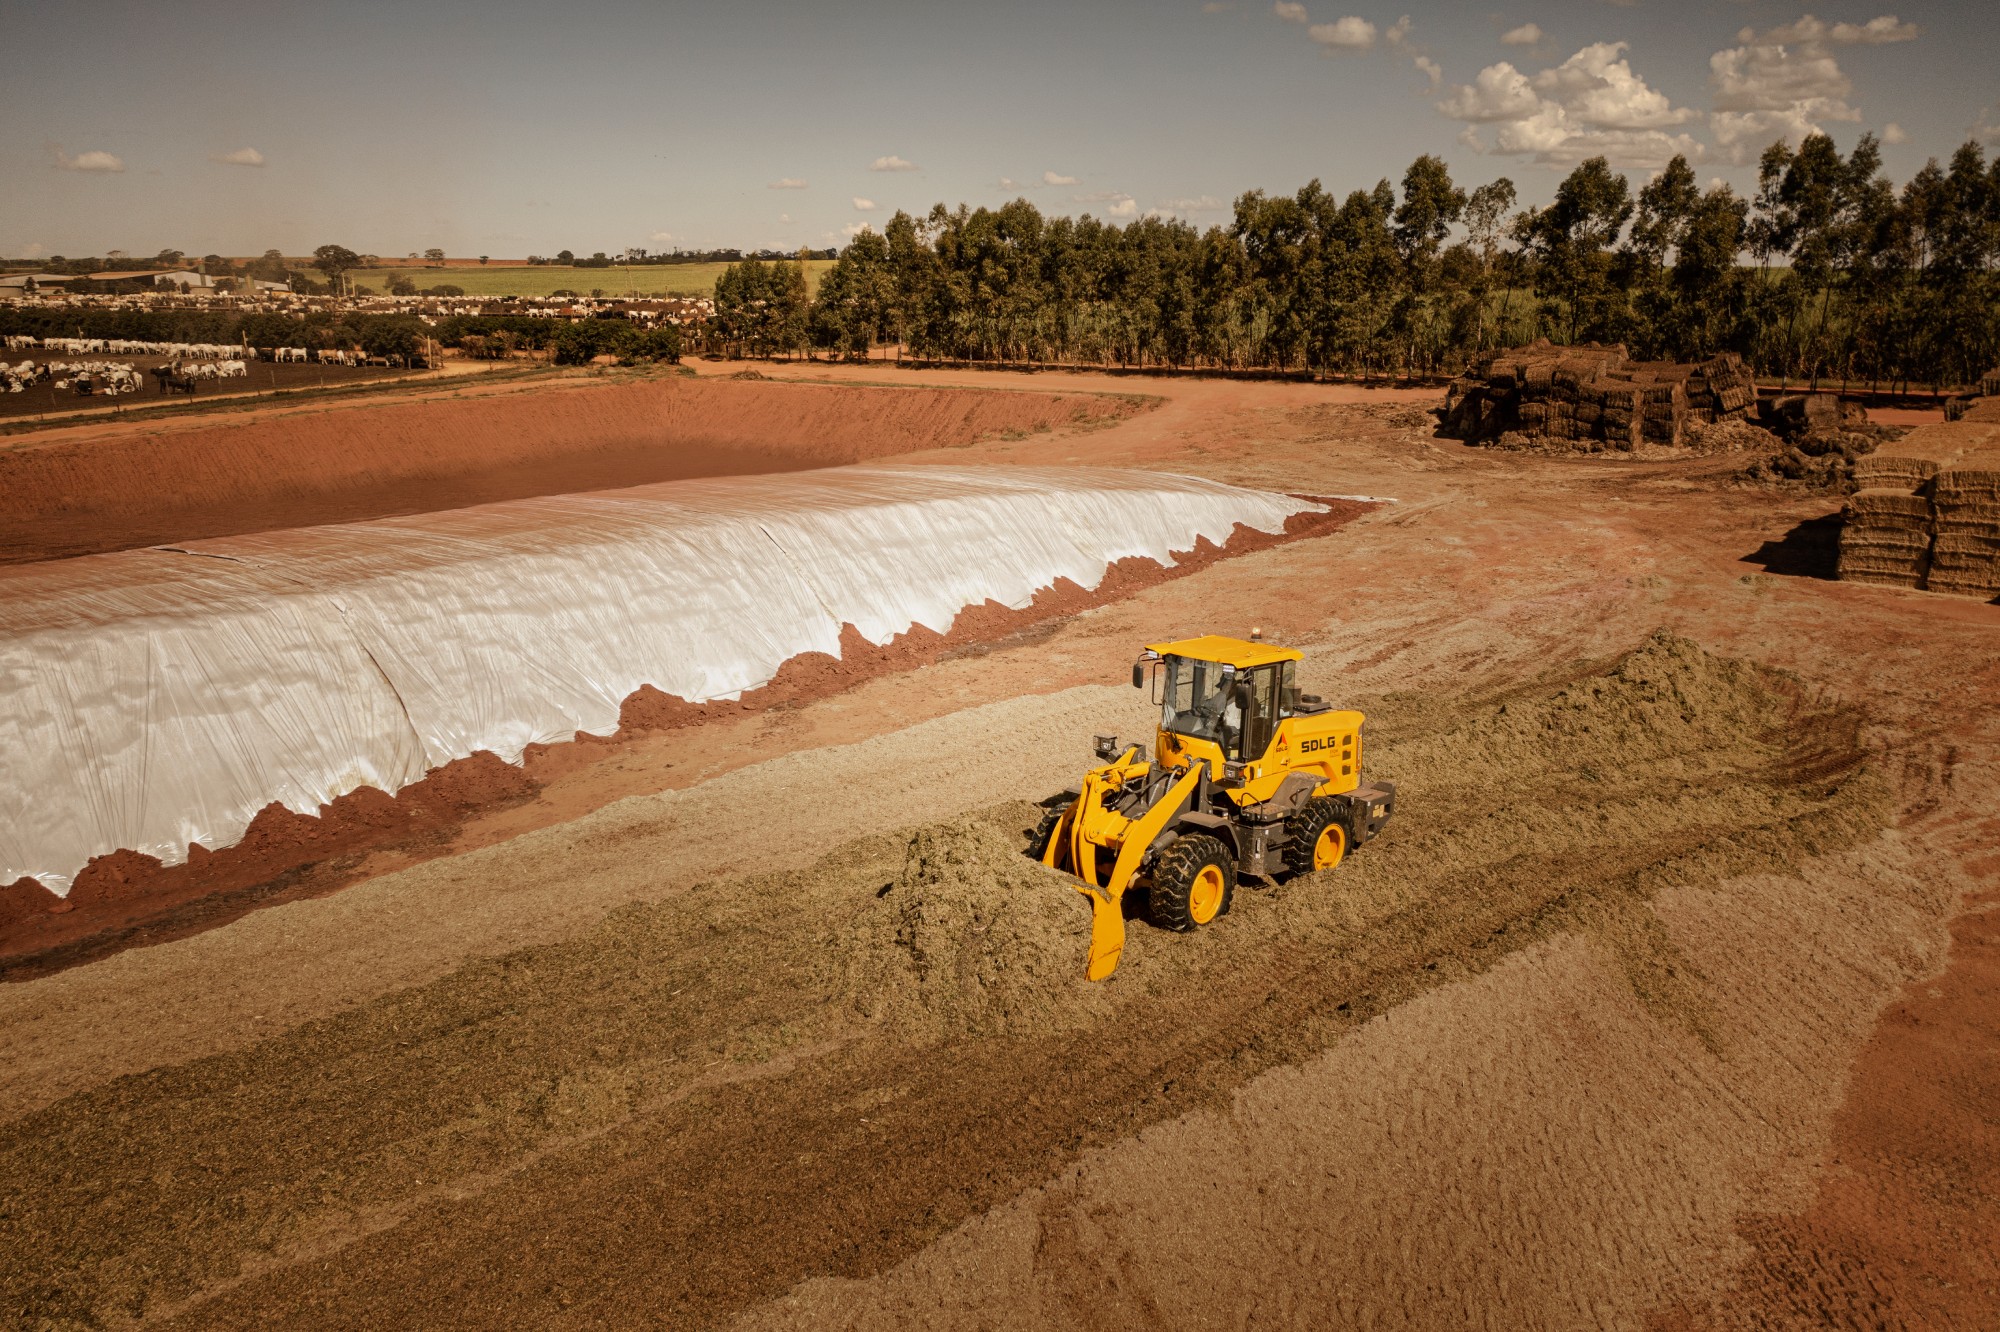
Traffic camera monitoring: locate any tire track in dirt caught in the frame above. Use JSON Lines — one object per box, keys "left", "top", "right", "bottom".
{"left": 0, "top": 635, "right": 1908, "bottom": 1330}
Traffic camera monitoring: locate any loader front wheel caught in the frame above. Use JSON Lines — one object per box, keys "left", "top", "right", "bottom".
{"left": 1285, "top": 798, "right": 1349, "bottom": 877}
{"left": 1148, "top": 834, "right": 1235, "bottom": 932}
{"left": 1027, "top": 805, "right": 1065, "bottom": 861}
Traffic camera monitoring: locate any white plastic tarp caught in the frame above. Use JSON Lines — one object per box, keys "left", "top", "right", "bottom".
{"left": 0, "top": 464, "right": 1319, "bottom": 893}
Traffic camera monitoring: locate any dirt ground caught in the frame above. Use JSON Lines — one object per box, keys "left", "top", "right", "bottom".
{"left": 1, "top": 363, "right": 1995, "bottom": 1331}
{"left": 0, "top": 371, "right": 1145, "bottom": 562}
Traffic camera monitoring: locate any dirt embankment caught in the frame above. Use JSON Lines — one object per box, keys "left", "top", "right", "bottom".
{"left": 0, "top": 501, "right": 1373, "bottom": 976}
{"left": 0, "top": 634, "right": 1901, "bottom": 1330}
{"left": 0, "top": 376, "right": 1150, "bottom": 562}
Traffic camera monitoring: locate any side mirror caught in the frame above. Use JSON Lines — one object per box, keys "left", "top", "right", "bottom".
{"left": 1132, "top": 662, "right": 1145, "bottom": 689}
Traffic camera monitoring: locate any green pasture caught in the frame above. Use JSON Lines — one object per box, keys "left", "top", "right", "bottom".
{"left": 354, "top": 261, "right": 835, "bottom": 300}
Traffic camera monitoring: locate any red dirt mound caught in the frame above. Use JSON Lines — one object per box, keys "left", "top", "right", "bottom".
{"left": 0, "top": 500, "right": 1373, "bottom": 978}
{"left": 0, "top": 377, "right": 1147, "bottom": 563}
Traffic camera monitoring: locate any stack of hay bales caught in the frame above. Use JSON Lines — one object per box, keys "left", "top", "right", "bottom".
{"left": 1838, "top": 414, "right": 2000, "bottom": 599}
{"left": 1926, "top": 403, "right": 2000, "bottom": 598}
{"left": 1927, "top": 458, "right": 2000, "bottom": 598}
{"left": 1442, "top": 339, "right": 1756, "bottom": 451}
{"left": 1836, "top": 486, "right": 1935, "bottom": 587}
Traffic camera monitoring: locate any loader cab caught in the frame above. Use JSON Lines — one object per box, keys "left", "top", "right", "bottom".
{"left": 1140, "top": 635, "right": 1303, "bottom": 767}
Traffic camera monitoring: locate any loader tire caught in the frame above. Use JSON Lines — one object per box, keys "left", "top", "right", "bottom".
{"left": 1285, "top": 797, "right": 1348, "bottom": 877}
{"left": 1148, "top": 834, "right": 1235, "bottom": 932}
{"left": 1027, "top": 805, "right": 1065, "bottom": 861}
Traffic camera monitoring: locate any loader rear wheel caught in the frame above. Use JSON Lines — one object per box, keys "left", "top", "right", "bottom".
{"left": 1148, "top": 834, "right": 1235, "bottom": 932}
{"left": 1285, "top": 797, "right": 1349, "bottom": 877}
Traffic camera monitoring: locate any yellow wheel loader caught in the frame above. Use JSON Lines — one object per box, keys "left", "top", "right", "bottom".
{"left": 1031, "top": 633, "right": 1394, "bottom": 980}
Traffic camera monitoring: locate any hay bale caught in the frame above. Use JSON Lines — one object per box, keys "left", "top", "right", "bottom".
{"left": 1932, "top": 499, "right": 2000, "bottom": 538}
{"left": 1839, "top": 566, "right": 1929, "bottom": 589}
{"left": 1760, "top": 393, "right": 1841, "bottom": 439}
{"left": 1932, "top": 451, "right": 2000, "bottom": 505}
{"left": 1967, "top": 398, "right": 2000, "bottom": 423}
{"left": 1844, "top": 489, "right": 1930, "bottom": 519}
{"left": 1849, "top": 423, "right": 1995, "bottom": 488}
{"left": 1922, "top": 570, "right": 2000, "bottom": 599}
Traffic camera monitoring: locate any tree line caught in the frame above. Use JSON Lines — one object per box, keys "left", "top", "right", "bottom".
{"left": 0, "top": 306, "right": 679, "bottom": 366}
{"left": 710, "top": 134, "right": 2000, "bottom": 391}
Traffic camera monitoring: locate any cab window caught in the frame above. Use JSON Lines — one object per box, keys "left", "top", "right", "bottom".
{"left": 1160, "top": 655, "right": 1231, "bottom": 744}
{"left": 1276, "top": 660, "right": 1299, "bottom": 716}
{"left": 1240, "top": 665, "right": 1278, "bottom": 759}
{"left": 1163, "top": 656, "right": 1284, "bottom": 761}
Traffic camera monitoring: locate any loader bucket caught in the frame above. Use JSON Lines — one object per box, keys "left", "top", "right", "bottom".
{"left": 1080, "top": 885, "right": 1127, "bottom": 981}
{"left": 1038, "top": 763, "right": 1203, "bottom": 982}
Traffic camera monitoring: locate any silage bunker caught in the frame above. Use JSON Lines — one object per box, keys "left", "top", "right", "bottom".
{"left": 0, "top": 464, "right": 1320, "bottom": 894}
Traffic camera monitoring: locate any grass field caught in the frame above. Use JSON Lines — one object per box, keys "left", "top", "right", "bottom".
{"left": 355, "top": 261, "right": 836, "bottom": 300}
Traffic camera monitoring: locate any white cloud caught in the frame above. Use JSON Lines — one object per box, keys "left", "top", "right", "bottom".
{"left": 852, "top": 197, "right": 877, "bottom": 210}
{"left": 870, "top": 155, "right": 919, "bottom": 172}
{"left": 769, "top": 177, "right": 808, "bottom": 189}
{"left": 999, "top": 177, "right": 1020, "bottom": 189}
{"left": 1308, "top": 16, "right": 1376, "bottom": 48}
{"left": 1706, "top": 13, "right": 1918, "bottom": 161}
{"left": 1283, "top": 11, "right": 1435, "bottom": 93}
{"left": 1073, "top": 190, "right": 1139, "bottom": 217}
{"left": 778, "top": 212, "right": 794, "bottom": 224}
{"left": 1043, "top": 170, "right": 1079, "bottom": 186}
{"left": 1533, "top": 42, "right": 1696, "bottom": 130}
{"left": 1707, "top": 40, "right": 1859, "bottom": 161}
{"left": 1157, "top": 194, "right": 1227, "bottom": 214}
{"left": 1437, "top": 61, "right": 1541, "bottom": 122}
{"left": 1438, "top": 43, "right": 1703, "bottom": 167}
{"left": 1881, "top": 122, "right": 1908, "bottom": 144}
{"left": 842, "top": 222, "right": 871, "bottom": 238}
{"left": 1975, "top": 106, "right": 2000, "bottom": 144}
{"left": 1738, "top": 14, "right": 1919, "bottom": 47}
{"left": 211, "top": 146, "right": 265, "bottom": 167}
{"left": 649, "top": 230, "right": 675, "bottom": 243}
{"left": 1500, "top": 23, "right": 1541, "bottom": 46}
{"left": 51, "top": 147, "right": 125, "bottom": 173}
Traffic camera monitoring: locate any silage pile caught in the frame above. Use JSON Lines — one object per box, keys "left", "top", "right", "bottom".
{"left": 0, "top": 463, "right": 1320, "bottom": 894}
{"left": 1379, "top": 630, "right": 1781, "bottom": 800}
{"left": 846, "top": 815, "right": 1109, "bottom": 1041}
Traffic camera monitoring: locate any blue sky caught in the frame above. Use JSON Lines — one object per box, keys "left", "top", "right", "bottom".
{"left": 1, "top": 0, "right": 1992, "bottom": 259}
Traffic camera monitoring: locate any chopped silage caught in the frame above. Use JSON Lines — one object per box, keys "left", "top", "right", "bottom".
{"left": 840, "top": 814, "right": 1113, "bottom": 1041}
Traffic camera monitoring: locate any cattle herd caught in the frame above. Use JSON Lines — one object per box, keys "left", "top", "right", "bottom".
{"left": 0, "top": 334, "right": 376, "bottom": 401}
{"left": 0, "top": 358, "right": 253, "bottom": 396}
